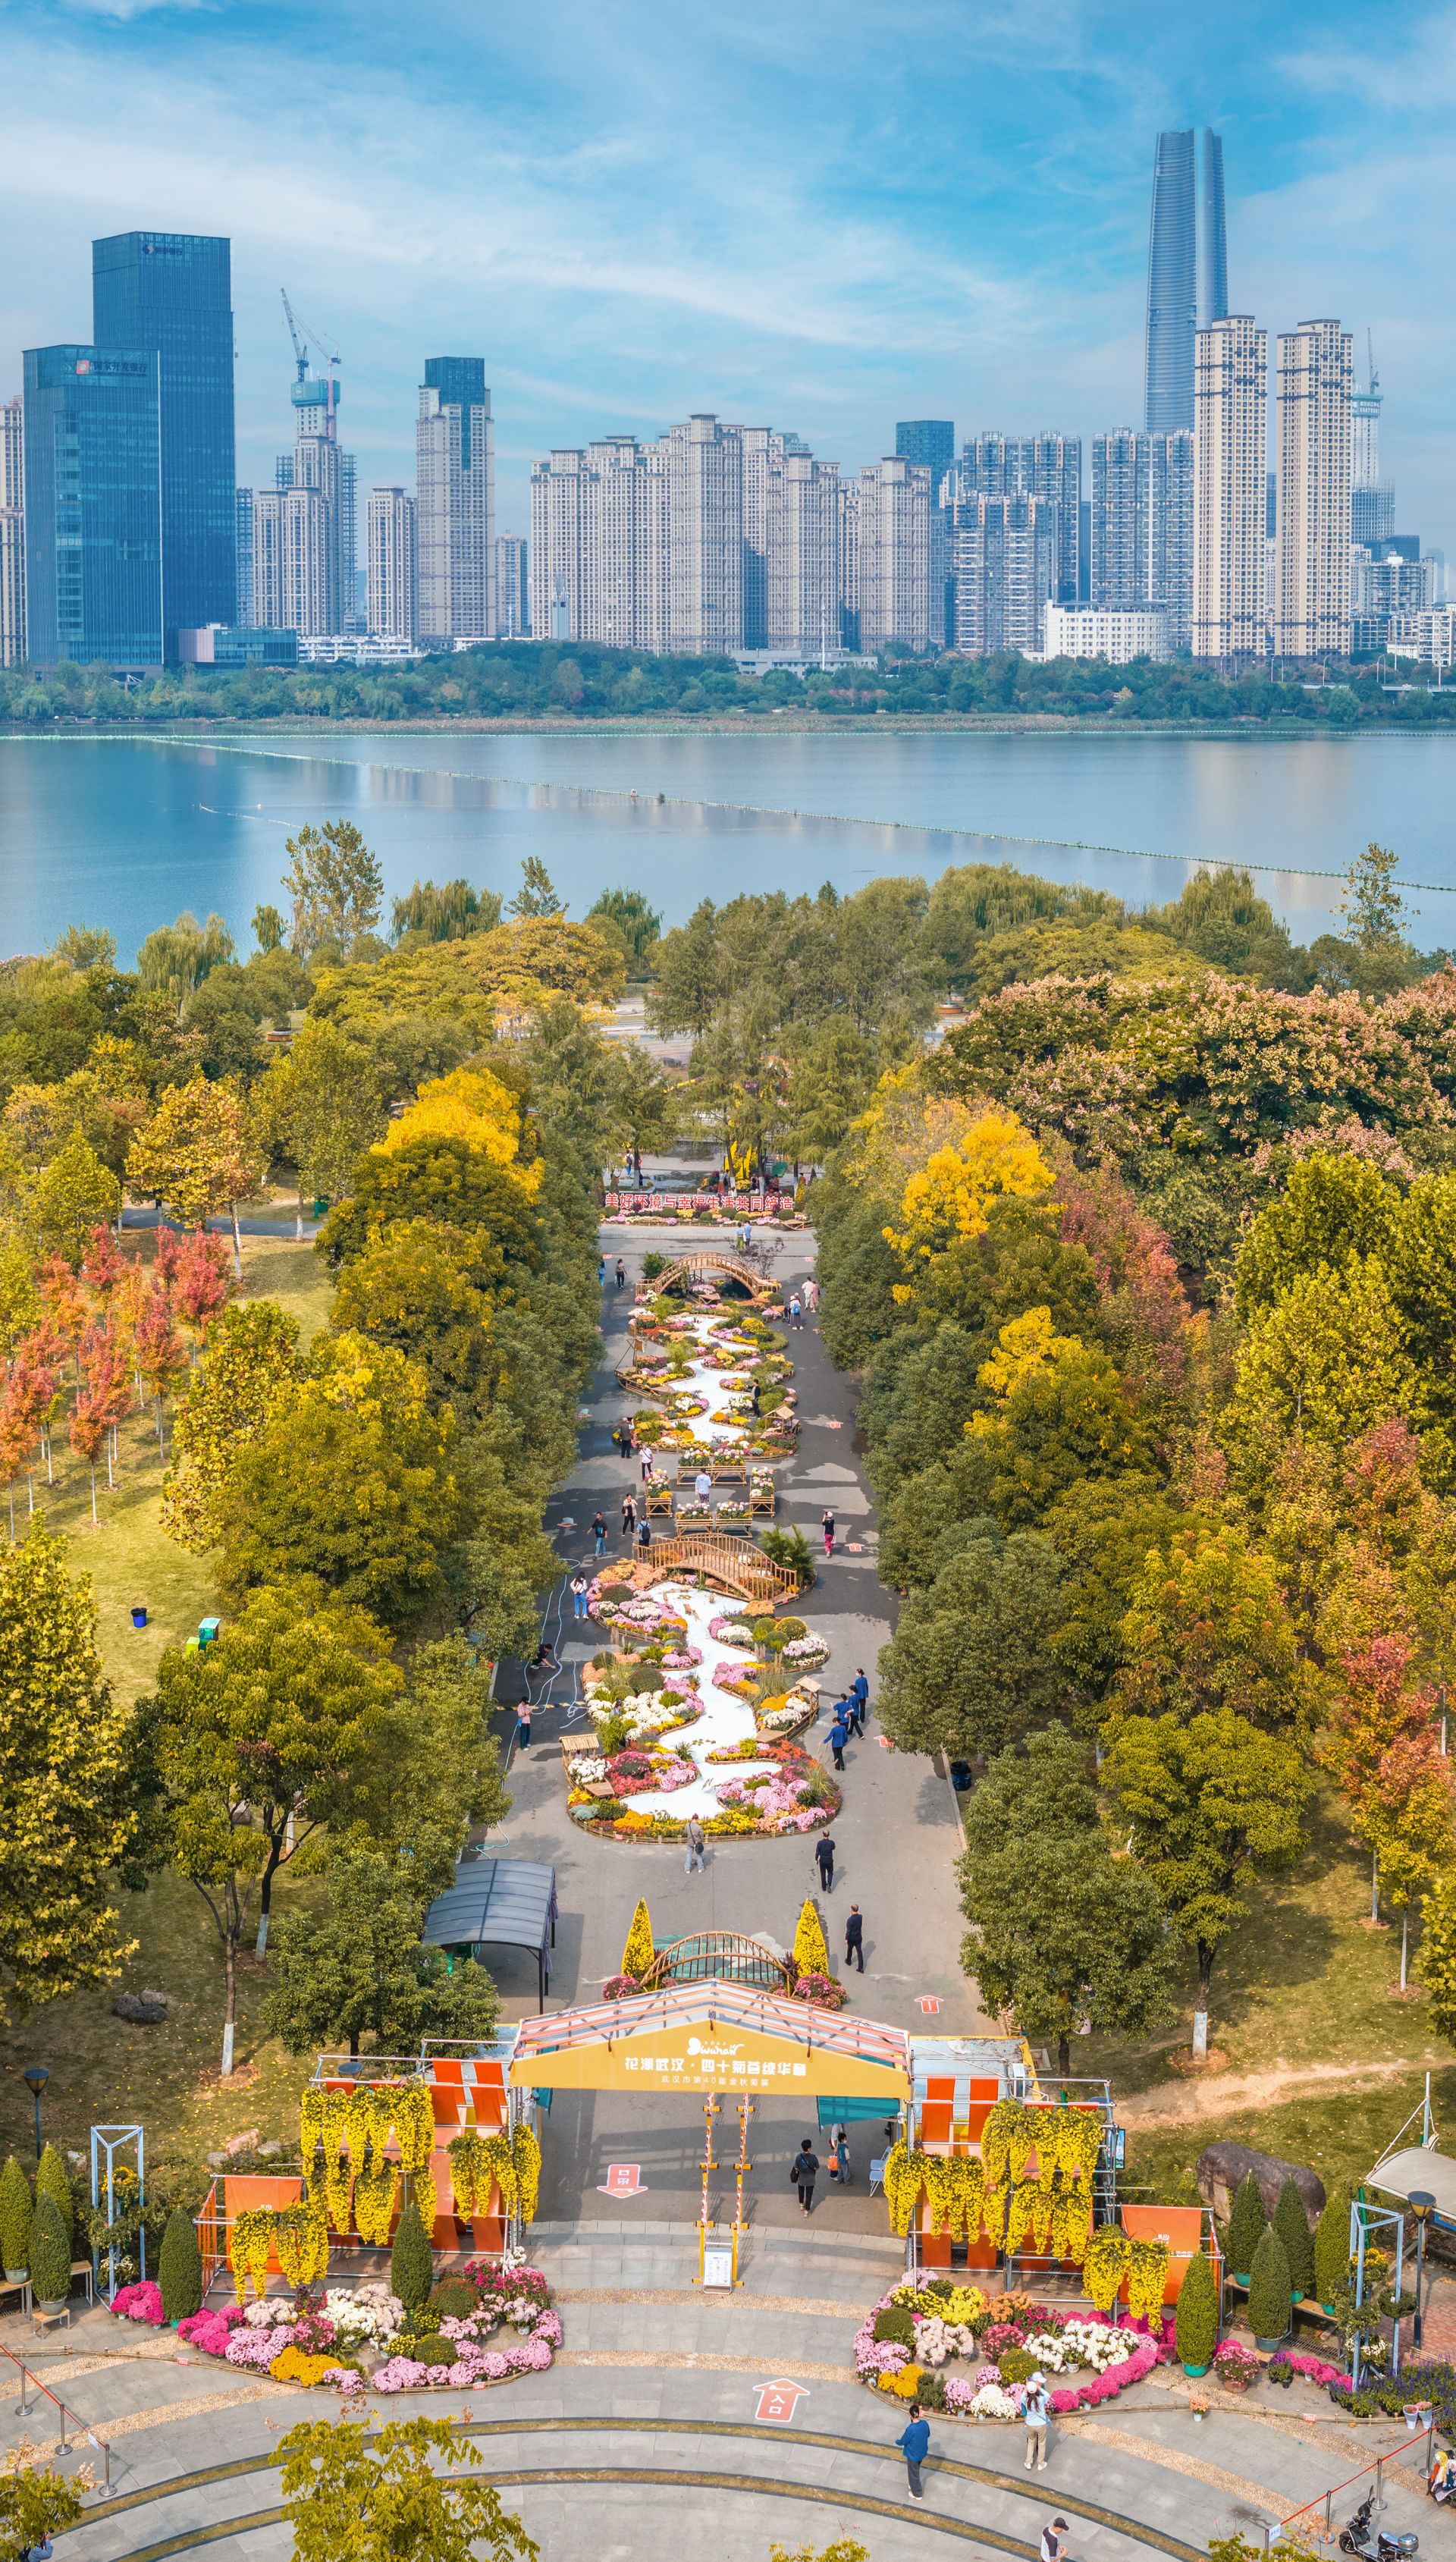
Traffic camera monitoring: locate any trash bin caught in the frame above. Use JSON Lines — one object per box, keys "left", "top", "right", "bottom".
{"left": 130, "top": 1606, "right": 147, "bottom": 1629}
{"left": 949, "top": 1760, "right": 973, "bottom": 1792}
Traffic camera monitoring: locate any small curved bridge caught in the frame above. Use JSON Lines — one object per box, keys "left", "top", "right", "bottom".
{"left": 653, "top": 1251, "right": 779, "bottom": 1305}
{"left": 639, "top": 1931, "right": 791, "bottom": 1992}
{"left": 648, "top": 1531, "right": 800, "bottom": 1603}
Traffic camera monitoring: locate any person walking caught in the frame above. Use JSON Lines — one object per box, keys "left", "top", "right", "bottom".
{"left": 694, "top": 1467, "right": 713, "bottom": 1507}
{"left": 615, "top": 1257, "right": 626, "bottom": 1289}
{"left": 598, "top": 1254, "right": 606, "bottom": 1286}
{"left": 805, "top": 1276, "right": 820, "bottom": 1315}
{"left": 790, "top": 2137, "right": 820, "bottom": 2214}
{"left": 592, "top": 1512, "right": 607, "bottom": 1557}
{"left": 844, "top": 1904, "right": 864, "bottom": 1973}
{"left": 789, "top": 1292, "right": 802, "bottom": 1330}
{"left": 636, "top": 1518, "right": 652, "bottom": 1558}
{"left": 821, "top": 1508, "right": 836, "bottom": 1557}
{"left": 850, "top": 1668, "right": 870, "bottom": 1729}
{"left": 827, "top": 2122, "right": 852, "bottom": 2184}
{"left": 896, "top": 2404, "right": 930, "bottom": 2502}
{"left": 513, "top": 1700, "right": 533, "bottom": 1756}
{"left": 1042, "top": 2520, "right": 1069, "bottom": 2562}
{"left": 827, "top": 1713, "right": 849, "bottom": 1772}
{"left": 816, "top": 1832, "right": 836, "bottom": 1892}
{"left": 1023, "top": 2372, "right": 1051, "bottom": 2473}
{"left": 684, "top": 1813, "right": 707, "bottom": 1875}
{"left": 622, "top": 1490, "right": 637, "bottom": 1536}
{"left": 641, "top": 1448, "right": 652, "bottom": 1485}
{"left": 570, "top": 1573, "right": 589, "bottom": 1621}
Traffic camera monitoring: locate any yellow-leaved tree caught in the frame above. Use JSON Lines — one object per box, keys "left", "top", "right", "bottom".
{"left": 792, "top": 1897, "right": 830, "bottom": 1978}
{"left": 620, "top": 1898, "right": 654, "bottom": 1980}
{"left": 882, "top": 1107, "right": 1050, "bottom": 1301}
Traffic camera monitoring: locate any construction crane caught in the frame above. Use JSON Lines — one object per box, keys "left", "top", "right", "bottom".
{"left": 279, "top": 288, "right": 341, "bottom": 424}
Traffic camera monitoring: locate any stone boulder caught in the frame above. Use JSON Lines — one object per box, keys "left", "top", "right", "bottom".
{"left": 1196, "top": 2140, "right": 1324, "bottom": 2224}
{"left": 112, "top": 1992, "right": 168, "bottom": 2026}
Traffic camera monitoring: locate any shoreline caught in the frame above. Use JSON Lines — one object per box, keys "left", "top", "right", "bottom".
{"left": 3, "top": 714, "right": 1454, "bottom": 743}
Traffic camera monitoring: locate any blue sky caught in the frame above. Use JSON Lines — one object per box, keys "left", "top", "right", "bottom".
{"left": 2, "top": 0, "right": 1452, "bottom": 553}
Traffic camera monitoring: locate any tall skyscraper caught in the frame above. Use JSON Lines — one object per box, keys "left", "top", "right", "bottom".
{"left": 1192, "top": 316, "right": 1267, "bottom": 659}
{"left": 665, "top": 415, "right": 743, "bottom": 653}
{"left": 955, "top": 435, "right": 1081, "bottom": 598}
{"left": 1199, "top": 129, "right": 1228, "bottom": 327}
{"left": 1273, "top": 319, "right": 1353, "bottom": 661}
{"left": 1091, "top": 429, "right": 1193, "bottom": 648}
{"left": 951, "top": 492, "right": 1059, "bottom": 655}
{"left": 896, "top": 421, "right": 955, "bottom": 496}
{"left": 22, "top": 345, "right": 162, "bottom": 665}
{"left": 1146, "top": 131, "right": 1197, "bottom": 432}
{"left": 857, "top": 458, "right": 933, "bottom": 652}
{"left": 768, "top": 452, "right": 841, "bottom": 655}
{"left": 234, "top": 487, "right": 254, "bottom": 626}
{"left": 416, "top": 357, "right": 494, "bottom": 642}
{"left": 1351, "top": 344, "right": 1393, "bottom": 551}
{"left": 496, "top": 534, "right": 529, "bottom": 638}
{"left": 367, "top": 488, "right": 417, "bottom": 642}
{"left": 0, "top": 397, "right": 24, "bottom": 667}
{"left": 91, "top": 233, "right": 234, "bottom": 660}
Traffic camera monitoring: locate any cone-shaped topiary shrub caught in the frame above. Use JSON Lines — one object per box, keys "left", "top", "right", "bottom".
{"left": 1175, "top": 2247, "right": 1219, "bottom": 2370}
{"left": 158, "top": 2206, "right": 204, "bottom": 2322}
{"left": 620, "top": 1898, "right": 654, "bottom": 1980}
{"left": 1247, "top": 2226, "right": 1292, "bottom": 2345}
{"left": 1272, "top": 2177, "right": 1315, "bottom": 2301}
{"left": 792, "top": 1897, "right": 830, "bottom": 1978}
{"left": 34, "top": 2146, "right": 73, "bottom": 2255}
{"left": 0, "top": 2156, "right": 32, "bottom": 2277}
{"left": 1314, "top": 2187, "right": 1351, "bottom": 2309}
{"left": 28, "top": 2193, "right": 70, "bottom": 2306}
{"left": 1226, "top": 2170, "right": 1267, "bottom": 2281}
{"left": 390, "top": 2197, "right": 434, "bottom": 2316}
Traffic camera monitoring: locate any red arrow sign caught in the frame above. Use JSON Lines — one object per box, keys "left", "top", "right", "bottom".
{"left": 754, "top": 2378, "right": 809, "bottom": 2423}
{"left": 598, "top": 2163, "right": 645, "bottom": 2196}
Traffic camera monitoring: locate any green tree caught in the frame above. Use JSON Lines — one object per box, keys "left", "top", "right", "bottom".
{"left": 161, "top": 1299, "right": 306, "bottom": 1553}
{"left": 345, "top": 1636, "right": 510, "bottom": 1901}
{"left": 1385, "top": 1173, "right": 1456, "bottom": 1487}
{"left": 1043, "top": 1476, "right": 1185, "bottom": 1720}
{"left": 971, "top": 1331, "right": 1153, "bottom": 1529}
{"left": 1225, "top": 1258, "right": 1415, "bottom": 1468}
{"left": 0, "top": 2449, "right": 86, "bottom": 2559}
{"left": 28, "top": 2192, "right": 70, "bottom": 2304}
{"left": 125, "top": 1076, "right": 263, "bottom": 1271}
{"left": 1272, "top": 2175, "right": 1316, "bottom": 2300}
{"left": 157, "top": 2202, "right": 204, "bottom": 2321}
{"left": 391, "top": 878, "right": 502, "bottom": 944}
{"left": 1314, "top": 2187, "right": 1352, "bottom": 2306}
{"left": 252, "top": 902, "right": 286, "bottom": 954}
{"left": 277, "top": 2413, "right": 537, "bottom": 2562}
{"left": 391, "top": 2196, "right": 434, "bottom": 2312}
{"left": 212, "top": 1335, "right": 463, "bottom": 1625}
{"left": 316, "top": 1133, "right": 538, "bottom": 1276}
{"left": 606, "top": 1042, "right": 679, "bottom": 1178}
{"left": 330, "top": 1220, "right": 495, "bottom": 1408}
{"left": 254, "top": 1019, "right": 386, "bottom": 1232}
{"left": 1115, "top": 1526, "right": 1310, "bottom": 1733}
{"left": 0, "top": 2159, "right": 30, "bottom": 2276}
{"left": 586, "top": 887, "right": 661, "bottom": 965}
{"left": 957, "top": 1730, "right": 1175, "bottom": 2071}
{"left": 262, "top": 1838, "right": 500, "bottom": 2061}
{"left": 136, "top": 911, "right": 235, "bottom": 1017}
{"left": 878, "top": 1530, "right": 1066, "bottom": 1760}
{"left": 283, "top": 819, "right": 384, "bottom": 959}
{"left": 1106, "top": 1706, "right": 1312, "bottom": 2053}
{"left": 1340, "top": 840, "right": 1410, "bottom": 953}
{"left": 508, "top": 856, "right": 563, "bottom": 919}
{"left": 1247, "top": 2225, "right": 1292, "bottom": 2343}
{"left": 27, "top": 1128, "right": 121, "bottom": 1266}
{"left": 0, "top": 1521, "right": 138, "bottom": 2024}
{"left": 1226, "top": 2171, "right": 1267, "bottom": 2278}
{"left": 1175, "top": 2248, "right": 1219, "bottom": 2369}
{"left": 148, "top": 1580, "right": 400, "bottom": 2068}
{"left": 34, "top": 2144, "right": 72, "bottom": 2253}
{"left": 1233, "top": 1154, "right": 1398, "bottom": 1320}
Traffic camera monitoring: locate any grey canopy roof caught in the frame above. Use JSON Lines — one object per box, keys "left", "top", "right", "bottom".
{"left": 423, "top": 1857, "right": 558, "bottom": 1964}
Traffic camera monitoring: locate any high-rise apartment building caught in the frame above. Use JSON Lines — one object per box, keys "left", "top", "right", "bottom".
{"left": 496, "top": 535, "right": 529, "bottom": 639}
{"left": 22, "top": 346, "right": 162, "bottom": 665}
{"left": 0, "top": 397, "right": 24, "bottom": 667}
{"left": 367, "top": 488, "right": 416, "bottom": 642}
{"left": 1090, "top": 429, "right": 1194, "bottom": 648}
{"left": 1273, "top": 318, "right": 1352, "bottom": 661}
{"left": 1192, "top": 316, "right": 1267, "bottom": 660}
{"left": 416, "top": 358, "right": 494, "bottom": 642}
{"left": 951, "top": 492, "right": 1058, "bottom": 655}
{"left": 1146, "top": 130, "right": 1227, "bottom": 432}
{"left": 895, "top": 421, "right": 955, "bottom": 496}
{"left": 529, "top": 438, "right": 667, "bottom": 650}
{"left": 265, "top": 364, "right": 356, "bottom": 635}
{"left": 768, "top": 452, "right": 841, "bottom": 655}
{"left": 955, "top": 435, "right": 1081, "bottom": 600}
{"left": 857, "top": 459, "right": 933, "bottom": 652}
{"left": 234, "top": 486, "right": 254, "bottom": 626}
{"left": 92, "top": 233, "right": 234, "bottom": 659}
{"left": 838, "top": 477, "right": 860, "bottom": 650}
{"left": 665, "top": 415, "right": 743, "bottom": 653}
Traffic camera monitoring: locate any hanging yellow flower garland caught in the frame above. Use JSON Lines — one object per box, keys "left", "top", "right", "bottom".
{"left": 512, "top": 2124, "right": 541, "bottom": 2228}
{"left": 228, "top": 2208, "right": 275, "bottom": 2303}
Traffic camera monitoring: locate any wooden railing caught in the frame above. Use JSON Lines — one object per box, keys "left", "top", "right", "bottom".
{"left": 649, "top": 1531, "right": 799, "bottom": 1600}
{"left": 654, "top": 1251, "right": 777, "bottom": 1302}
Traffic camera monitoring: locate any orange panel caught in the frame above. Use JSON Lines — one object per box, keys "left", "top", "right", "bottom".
{"left": 223, "top": 2174, "right": 303, "bottom": 2278}
{"left": 924, "top": 2077, "right": 956, "bottom": 2102}
{"left": 433, "top": 2059, "right": 465, "bottom": 2086}
{"left": 968, "top": 2079, "right": 999, "bottom": 2100}
{"left": 1120, "top": 2203, "right": 1207, "bottom": 2305}
{"left": 919, "top": 2102, "right": 952, "bottom": 2144}
{"left": 919, "top": 2232, "right": 952, "bottom": 2268}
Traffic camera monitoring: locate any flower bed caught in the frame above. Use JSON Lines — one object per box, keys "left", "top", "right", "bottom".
{"left": 576, "top": 1740, "right": 838, "bottom": 1841}
{"left": 607, "top": 1750, "right": 698, "bottom": 1795}
{"left": 852, "top": 2280, "right": 1166, "bottom": 2419}
{"left": 174, "top": 2265, "right": 559, "bottom": 2395}
{"left": 111, "top": 2281, "right": 165, "bottom": 2326}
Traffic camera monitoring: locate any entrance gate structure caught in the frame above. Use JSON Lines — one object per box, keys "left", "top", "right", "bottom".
{"left": 510, "top": 1980, "right": 912, "bottom": 2283}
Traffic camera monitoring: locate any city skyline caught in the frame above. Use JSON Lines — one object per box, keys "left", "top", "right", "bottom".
{"left": 0, "top": 0, "right": 1449, "bottom": 558}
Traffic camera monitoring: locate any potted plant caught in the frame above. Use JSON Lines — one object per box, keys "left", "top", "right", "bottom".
{"left": 1314, "top": 2187, "right": 1351, "bottom": 2315}
{"left": 158, "top": 2205, "right": 205, "bottom": 2324}
{"left": 1175, "top": 2248, "right": 1218, "bottom": 2376}
{"left": 1213, "top": 2341, "right": 1262, "bottom": 2393}
{"left": 1226, "top": 2171, "right": 1266, "bottom": 2289}
{"left": 1272, "top": 2177, "right": 1316, "bottom": 2306}
{"left": 0, "top": 2156, "right": 32, "bottom": 2282}
{"left": 1247, "top": 2228, "right": 1293, "bottom": 2350}
{"left": 29, "top": 2193, "right": 71, "bottom": 2315}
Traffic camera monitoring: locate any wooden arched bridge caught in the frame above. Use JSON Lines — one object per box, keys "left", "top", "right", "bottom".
{"left": 645, "top": 1531, "right": 800, "bottom": 1603}
{"left": 652, "top": 1250, "right": 779, "bottom": 1306}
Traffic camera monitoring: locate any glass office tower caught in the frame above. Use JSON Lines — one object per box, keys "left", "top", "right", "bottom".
{"left": 895, "top": 421, "right": 955, "bottom": 494}
{"left": 92, "top": 231, "right": 235, "bottom": 658}
{"left": 22, "top": 345, "right": 162, "bottom": 665}
{"left": 1145, "top": 130, "right": 1197, "bottom": 433}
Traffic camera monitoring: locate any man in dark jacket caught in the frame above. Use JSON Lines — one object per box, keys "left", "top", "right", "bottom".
{"left": 897, "top": 2405, "right": 930, "bottom": 2500}
{"left": 844, "top": 1904, "right": 864, "bottom": 1972}
{"left": 816, "top": 1832, "right": 836, "bottom": 1892}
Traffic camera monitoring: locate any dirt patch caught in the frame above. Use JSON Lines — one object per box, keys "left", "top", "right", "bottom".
{"left": 1120, "top": 2055, "right": 1435, "bottom": 2129}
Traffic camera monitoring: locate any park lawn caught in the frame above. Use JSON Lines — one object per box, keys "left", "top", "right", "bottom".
{"left": 0, "top": 1867, "right": 319, "bottom": 2168}
{"left": 237, "top": 1234, "right": 334, "bottom": 1345}
{"left": 1122, "top": 2067, "right": 1456, "bottom": 2209}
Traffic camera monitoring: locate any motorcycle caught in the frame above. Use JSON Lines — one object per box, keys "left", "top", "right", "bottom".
{"left": 1338, "top": 2491, "right": 1419, "bottom": 2560}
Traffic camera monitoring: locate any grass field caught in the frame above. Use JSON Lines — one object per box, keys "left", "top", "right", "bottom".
{"left": 0, "top": 1235, "right": 334, "bottom": 2168}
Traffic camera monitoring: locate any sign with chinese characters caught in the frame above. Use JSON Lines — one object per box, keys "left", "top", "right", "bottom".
{"left": 514, "top": 2017, "right": 908, "bottom": 2099}
{"left": 701, "top": 2245, "right": 734, "bottom": 2288}
{"left": 753, "top": 2378, "right": 809, "bottom": 2423}
{"left": 598, "top": 2164, "right": 645, "bottom": 2196}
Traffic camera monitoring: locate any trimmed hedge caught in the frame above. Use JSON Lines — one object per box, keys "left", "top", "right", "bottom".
{"left": 1247, "top": 2228, "right": 1292, "bottom": 2344}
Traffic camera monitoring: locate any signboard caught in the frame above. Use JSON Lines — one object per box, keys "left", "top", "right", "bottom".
{"left": 701, "top": 2246, "right": 734, "bottom": 2289}
{"left": 754, "top": 2379, "right": 808, "bottom": 2422}
{"left": 604, "top": 1192, "right": 790, "bottom": 1216}
{"left": 513, "top": 2017, "right": 909, "bottom": 2100}
{"left": 598, "top": 2164, "right": 645, "bottom": 2196}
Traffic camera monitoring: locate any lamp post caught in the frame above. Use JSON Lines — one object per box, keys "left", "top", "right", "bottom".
{"left": 1410, "top": 2190, "right": 1436, "bottom": 2350}
{"left": 21, "top": 2066, "right": 49, "bottom": 2162}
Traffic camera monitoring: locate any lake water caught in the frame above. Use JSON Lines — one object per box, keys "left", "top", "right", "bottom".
{"left": 2, "top": 724, "right": 1454, "bottom": 962}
